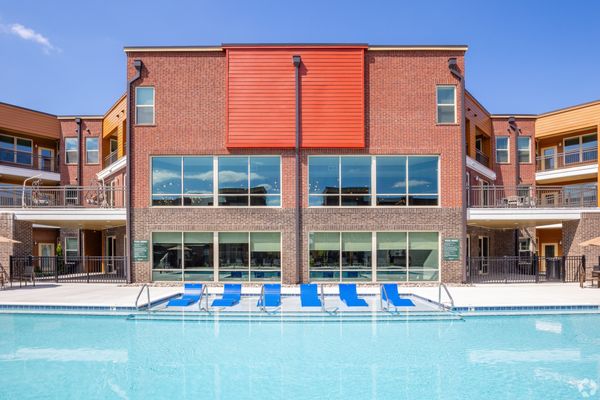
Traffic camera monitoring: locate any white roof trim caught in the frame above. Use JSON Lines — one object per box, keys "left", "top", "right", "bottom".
{"left": 466, "top": 156, "right": 497, "bottom": 181}
{"left": 535, "top": 163, "right": 598, "bottom": 183}
{"left": 96, "top": 156, "right": 126, "bottom": 180}
{"left": 4, "top": 208, "right": 126, "bottom": 222}
{"left": 0, "top": 165, "right": 60, "bottom": 182}
{"left": 468, "top": 208, "right": 600, "bottom": 222}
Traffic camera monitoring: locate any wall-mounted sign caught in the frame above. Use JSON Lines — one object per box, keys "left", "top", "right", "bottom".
{"left": 133, "top": 240, "right": 149, "bottom": 262}
{"left": 443, "top": 239, "right": 460, "bottom": 261}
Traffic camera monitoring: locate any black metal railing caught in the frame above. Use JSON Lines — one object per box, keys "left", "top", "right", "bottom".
{"left": 0, "top": 148, "right": 59, "bottom": 173}
{"left": 10, "top": 256, "right": 127, "bottom": 283}
{"left": 536, "top": 146, "right": 598, "bottom": 172}
{"left": 475, "top": 149, "right": 490, "bottom": 167}
{"left": 468, "top": 185, "right": 598, "bottom": 208}
{"left": 467, "top": 256, "right": 585, "bottom": 284}
{"left": 0, "top": 185, "right": 125, "bottom": 208}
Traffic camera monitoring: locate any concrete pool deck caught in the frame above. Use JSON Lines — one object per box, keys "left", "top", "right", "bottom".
{"left": 0, "top": 282, "right": 599, "bottom": 309}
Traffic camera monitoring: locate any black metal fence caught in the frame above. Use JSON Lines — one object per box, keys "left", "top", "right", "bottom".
{"left": 10, "top": 256, "right": 127, "bottom": 284}
{"left": 467, "top": 256, "right": 585, "bottom": 284}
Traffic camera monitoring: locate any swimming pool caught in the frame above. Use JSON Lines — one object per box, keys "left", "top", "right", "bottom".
{"left": 1, "top": 313, "right": 599, "bottom": 399}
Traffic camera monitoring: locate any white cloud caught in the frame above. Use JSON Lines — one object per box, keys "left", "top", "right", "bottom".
{"left": 1, "top": 23, "right": 58, "bottom": 54}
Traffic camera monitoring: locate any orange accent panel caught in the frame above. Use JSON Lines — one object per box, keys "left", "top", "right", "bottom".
{"left": 226, "top": 47, "right": 365, "bottom": 148}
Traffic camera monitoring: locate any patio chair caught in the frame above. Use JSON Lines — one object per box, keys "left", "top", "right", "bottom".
{"left": 15, "top": 265, "right": 35, "bottom": 288}
{"left": 257, "top": 284, "right": 281, "bottom": 309}
{"left": 338, "top": 284, "right": 368, "bottom": 307}
{"left": 300, "top": 284, "right": 322, "bottom": 307}
{"left": 166, "top": 283, "right": 204, "bottom": 307}
{"left": 380, "top": 284, "right": 415, "bottom": 307}
{"left": 211, "top": 284, "right": 242, "bottom": 307}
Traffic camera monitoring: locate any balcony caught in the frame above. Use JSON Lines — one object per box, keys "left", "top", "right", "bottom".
{"left": 536, "top": 146, "right": 597, "bottom": 172}
{"left": 0, "top": 185, "right": 125, "bottom": 208}
{"left": 103, "top": 150, "right": 119, "bottom": 168}
{"left": 468, "top": 185, "right": 597, "bottom": 208}
{"left": 475, "top": 149, "right": 490, "bottom": 167}
{"left": 0, "top": 148, "right": 60, "bottom": 182}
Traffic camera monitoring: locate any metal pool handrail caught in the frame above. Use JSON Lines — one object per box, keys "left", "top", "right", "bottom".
{"left": 438, "top": 283, "right": 455, "bottom": 310}
{"left": 321, "top": 285, "right": 338, "bottom": 315}
{"left": 135, "top": 284, "right": 150, "bottom": 311}
{"left": 380, "top": 284, "right": 397, "bottom": 313}
{"left": 198, "top": 285, "right": 210, "bottom": 312}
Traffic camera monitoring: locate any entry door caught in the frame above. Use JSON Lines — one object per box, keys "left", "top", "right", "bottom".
{"left": 39, "top": 243, "right": 54, "bottom": 257}
{"left": 106, "top": 236, "right": 117, "bottom": 272}
{"left": 541, "top": 243, "right": 557, "bottom": 274}
{"left": 542, "top": 147, "right": 557, "bottom": 171}
{"left": 39, "top": 147, "right": 55, "bottom": 172}
{"left": 478, "top": 236, "right": 489, "bottom": 274}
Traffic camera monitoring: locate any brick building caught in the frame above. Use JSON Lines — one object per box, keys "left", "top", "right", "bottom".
{"left": 1, "top": 43, "right": 599, "bottom": 285}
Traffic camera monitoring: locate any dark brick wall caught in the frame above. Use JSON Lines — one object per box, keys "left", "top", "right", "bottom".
{"left": 563, "top": 213, "right": 600, "bottom": 279}
{"left": 59, "top": 119, "right": 104, "bottom": 186}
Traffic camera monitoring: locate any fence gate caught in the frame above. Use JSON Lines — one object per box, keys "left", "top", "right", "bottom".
{"left": 10, "top": 256, "right": 127, "bottom": 284}
{"left": 467, "top": 256, "right": 584, "bottom": 284}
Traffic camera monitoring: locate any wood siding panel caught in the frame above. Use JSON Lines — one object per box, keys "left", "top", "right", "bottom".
{"left": 226, "top": 47, "right": 365, "bottom": 148}
{"left": 536, "top": 102, "right": 600, "bottom": 138}
{"left": 102, "top": 95, "right": 126, "bottom": 139}
{"left": 0, "top": 103, "right": 60, "bottom": 139}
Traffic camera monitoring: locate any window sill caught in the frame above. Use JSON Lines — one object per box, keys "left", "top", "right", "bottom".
{"left": 134, "top": 124, "right": 156, "bottom": 127}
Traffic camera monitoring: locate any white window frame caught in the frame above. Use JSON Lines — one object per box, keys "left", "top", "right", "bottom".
{"left": 436, "top": 85, "right": 457, "bottom": 124}
{"left": 150, "top": 155, "right": 283, "bottom": 208}
{"left": 85, "top": 137, "right": 100, "bottom": 165}
{"left": 307, "top": 155, "right": 440, "bottom": 208}
{"left": 495, "top": 136, "right": 510, "bottom": 164}
{"left": 64, "top": 137, "right": 78, "bottom": 165}
{"left": 517, "top": 136, "right": 531, "bottom": 164}
{"left": 135, "top": 87, "right": 155, "bottom": 125}
{"left": 563, "top": 132, "right": 598, "bottom": 165}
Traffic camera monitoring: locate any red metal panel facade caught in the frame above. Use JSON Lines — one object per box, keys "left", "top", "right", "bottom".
{"left": 226, "top": 46, "right": 365, "bottom": 148}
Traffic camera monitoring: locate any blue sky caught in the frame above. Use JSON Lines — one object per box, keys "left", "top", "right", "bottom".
{"left": 1, "top": 0, "right": 599, "bottom": 116}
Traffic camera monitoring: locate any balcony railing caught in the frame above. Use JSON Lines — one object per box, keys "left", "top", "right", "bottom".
{"left": 468, "top": 185, "right": 598, "bottom": 208}
{"left": 103, "top": 150, "right": 119, "bottom": 168}
{"left": 0, "top": 148, "right": 59, "bottom": 173}
{"left": 536, "top": 146, "right": 598, "bottom": 172}
{"left": 475, "top": 149, "right": 490, "bottom": 167}
{"left": 0, "top": 185, "right": 125, "bottom": 208}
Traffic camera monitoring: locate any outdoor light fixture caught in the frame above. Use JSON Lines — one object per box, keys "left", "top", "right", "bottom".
{"left": 292, "top": 55, "right": 301, "bottom": 67}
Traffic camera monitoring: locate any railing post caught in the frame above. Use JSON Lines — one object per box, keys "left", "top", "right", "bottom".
{"left": 561, "top": 255, "right": 566, "bottom": 282}
{"left": 86, "top": 257, "right": 90, "bottom": 283}
{"left": 9, "top": 255, "right": 13, "bottom": 280}
{"left": 534, "top": 255, "right": 539, "bottom": 283}
{"left": 54, "top": 256, "right": 59, "bottom": 283}
{"left": 581, "top": 255, "right": 586, "bottom": 288}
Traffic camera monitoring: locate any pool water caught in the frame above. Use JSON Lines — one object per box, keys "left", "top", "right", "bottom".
{"left": 1, "top": 313, "right": 599, "bottom": 399}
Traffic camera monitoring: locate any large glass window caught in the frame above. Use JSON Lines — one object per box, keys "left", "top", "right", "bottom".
{"left": 218, "top": 232, "right": 281, "bottom": 282}
{"left": 517, "top": 137, "right": 531, "bottom": 163}
{"left": 0, "top": 135, "right": 33, "bottom": 165}
{"left": 408, "top": 232, "right": 439, "bottom": 281}
{"left": 377, "top": 232, "right": 407, "bottom": 281}
{"left": 183, "top": 232, "right": 214, "bottom": 281}
{"left": 309, "top": 231, "right": 440, "bottom": 282}
{"left": 495, "top": 137, "right": 509, "bottom": 164}
{"left": 64, "top": 237, "right": 78, "bottom": 261}
{"left": 152, "top": 157, "right": 184, "bottom": 206}
{"left": 218, "top": 232, "right": 249, "bottom": 281}
{"left": 85, "top": 137, "right": 99, "bottom": 164}
{"left": 564, "top": 133, "right": 598, "bottom": 165}
{"left": 183, "top": 157, "right": 213, "bottom": 206}
{"left": 375, "top": 156, "right": 438, "bottom": 206}
{"left": 407, "top": 157, "right": 439, "bottom": 205}
{"left": 65, "top": 138, "right": 78, "bottom": 165}
{"left": 341, "top": 232, "right": 372, "bottom": 281}
{"left": 308, "top": 156, "right": 372, "bottom": 206}
{"left": 135, "top": 87, "right": 155, "bottom": 125}
{"left": 218, "top": 156, "right": 280, "bottom": 206}
{"left": 436, "top": 86, "right": 456, "bottom": 124}
{"left": 250, "top": 232, "right": 281, "bottom": 281}
{"left": 309, "top": 232, "right": 340, "bottom": 281}
{"left": 152, "top": 232, "right": 183, "bottom": 281}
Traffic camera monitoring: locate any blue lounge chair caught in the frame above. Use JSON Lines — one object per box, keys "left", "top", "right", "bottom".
{"left": 300, "top": 284, "right": 322, "bottom": 307}
{"left": 211, "top": 284, "right": 242, "bottom": 307}
{"left": 381, "top": 284, "right": 415, "bottom": 307}
{"left": 167, "top": 283, "right": 203, "bottom": 307}
{"left": 257, "top": 284, "right": 281, "bottom": 308}
{"left": 339, "top": 284, "right": 368, "bottom": 307}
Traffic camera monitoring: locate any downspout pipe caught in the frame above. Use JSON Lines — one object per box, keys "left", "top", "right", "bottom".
{"left": 448, "top": 58, "right": 468, "bottom": 283}
{"left": 75, "top": 117, "right": 83, "bottom": 257}
{"left": 292, "top": 55, "right": 302, "bottom": 283}
{"left": 125, "top": 59, "right": 143, "bottom": 283}
{"left": 507, "top": 116, "right": 521, "bottom": 256}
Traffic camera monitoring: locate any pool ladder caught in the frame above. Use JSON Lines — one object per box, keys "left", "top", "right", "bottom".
{"left": 438, "top": 283, "right": 455, "bottom": 311}
{"left": 198, "top": 285, "right": 210, "bottom": 312}
{"left": 135, "top": 284, "right": 151, "bottom": 311}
